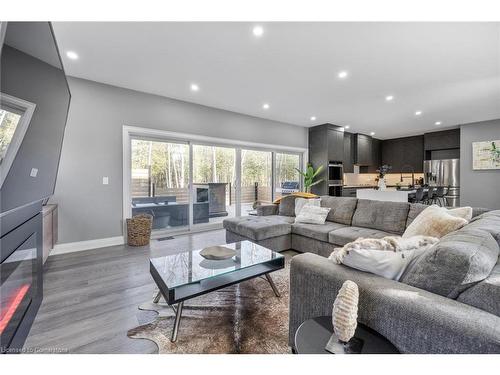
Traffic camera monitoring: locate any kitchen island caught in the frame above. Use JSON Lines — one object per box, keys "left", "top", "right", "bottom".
{"left": 356, "top": 188, "right": 415, "bottom": 202}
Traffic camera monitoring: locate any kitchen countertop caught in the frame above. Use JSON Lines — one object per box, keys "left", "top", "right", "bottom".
{"left": 356, "top": 188, "right": 417, "bottom": 202}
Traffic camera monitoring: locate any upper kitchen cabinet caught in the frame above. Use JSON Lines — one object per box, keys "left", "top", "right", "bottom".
{"left": 354, "top": 133, "right": 372, "bottom": 166}
{"left": 308, "top": 124, "right": 344, "bottom": 195}
{"left": 343, "top": 132, "right": 355, "bottom": 173}
{"left": 424, "top": 129, "right": 460, "bottom": 160}
{"left": 381, "top": 135, "right": 424, "bottom": 173}
{"left": 366, "top": 138, "right": 381, "bottom": 173}
{"left": 328, "top": 127, "right": 344, "bottom": 161}
{"left": 424, "top": 129, "right": 460, "bottom": 151}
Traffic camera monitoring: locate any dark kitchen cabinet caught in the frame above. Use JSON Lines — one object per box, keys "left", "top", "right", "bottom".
{"left": 365, "top": 138, "right": 381, "bottom": 173}
{"left": 328, "top": 128, "right": 344, "bottom": 161}
{"left": 354, "top": 134, "right": 372, "bottom": 166}
{"left": 308, "top": 124, "right": 344, "bottom": 195}
{"left": 343, "top": 132, "right": 355, "bottom": 173}
{"left": 342, "top": 187, "right": 357, "bottom": 197}
{"left": 381, "top": 135, "right": 424, "bottom": 173}
{"left": 424, "top": 129, "right": 460, "bottom": 151}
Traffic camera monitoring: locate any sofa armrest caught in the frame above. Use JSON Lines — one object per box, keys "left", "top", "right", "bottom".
{"left": 256, "top": 204, "right": 279, "bottom": 216}
{"left": 289, "top": 253, "right": 500, "bottom": 353}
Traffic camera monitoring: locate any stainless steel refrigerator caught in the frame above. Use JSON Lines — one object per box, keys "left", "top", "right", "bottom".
{"left": 424, "top": 159, "right": 460, "bottom": 207}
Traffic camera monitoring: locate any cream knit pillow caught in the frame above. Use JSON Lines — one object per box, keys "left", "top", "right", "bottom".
{"left": 403, "top": 205, "right": 468, "bottom": 239}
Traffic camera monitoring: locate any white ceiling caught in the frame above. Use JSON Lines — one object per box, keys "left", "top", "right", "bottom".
{"left": 53, "top": 22, "right": 500, "bottom": 139}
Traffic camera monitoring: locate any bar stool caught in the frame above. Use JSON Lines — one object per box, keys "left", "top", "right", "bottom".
{"left": 410, "top": 187, "right": 425, "bottom": 204}
{"left": 435, "top": 186, "right": 448, "bottom": 207}
{"left": 425, "top": 186, "right": 436, "bottom": 205}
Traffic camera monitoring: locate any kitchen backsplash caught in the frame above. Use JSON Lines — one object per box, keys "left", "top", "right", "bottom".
{"left": 344, "top": 172, "right": 425, "bottom": 186}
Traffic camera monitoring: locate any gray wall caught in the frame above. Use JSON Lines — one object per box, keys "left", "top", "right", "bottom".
{"left": 460, "top": 119, "right": 500, "bottom": 209}
{"left": 1, "top": 43, "right": 70, "bottom": 213}
{"left": 53, "top": 77, "right": 308, "bottom": 243}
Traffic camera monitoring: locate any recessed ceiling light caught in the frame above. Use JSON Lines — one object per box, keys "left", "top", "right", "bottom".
{"left": 66, "top": 51, "right": 79, "bottom": 60}
{"left": 339, "top": 127, "right": 345, "bottom": 132}
{"left": 370, "top": 132, "right": 376, "bottom": 136}
{"left": 310, "top": 116, "right": 316, "bottom": 121}
{"left": 190, "top": 83, "right": 199, "bottom": 92}
{"left": 344, "top": 125, "right": 350, "bottom": 129}
{"left": 338, "top": 71, "right": 348, "bottom": 79}
{"left": 415, "top": 111, "right": 422, "bottom": 116}
{"left": 252, "top": 26, "right": 264, "bottom": 37}
{"left": 262, "top": 103, "right": 270, "bottom": 110}
{"left": 435, "top": 121, "right": 442, "bottom": 125}
{"left": 385, "top": 95, "right": 394, "bottom": 101}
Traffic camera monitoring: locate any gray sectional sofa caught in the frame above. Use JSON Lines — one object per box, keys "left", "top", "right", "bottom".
{"left": 222, "top": 195, "right": 500, "bottom": 353}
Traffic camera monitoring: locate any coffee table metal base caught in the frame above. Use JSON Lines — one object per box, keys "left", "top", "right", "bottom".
{"left": 153, "top": 272, "right": 280, "bottom": 342}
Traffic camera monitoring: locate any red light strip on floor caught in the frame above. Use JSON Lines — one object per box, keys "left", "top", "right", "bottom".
{"left": 0, "top": 284, "right": 30, "bottom": 335}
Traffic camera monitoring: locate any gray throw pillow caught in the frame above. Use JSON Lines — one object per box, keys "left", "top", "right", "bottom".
{"left": 278, "top": 195, "right": 298, "bottom": 217}
{"left": 400, "top": 228, "right": 500, "bottom": 299}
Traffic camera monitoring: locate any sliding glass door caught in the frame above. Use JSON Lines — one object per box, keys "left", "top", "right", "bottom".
{"left": 126, "top": 129, "right": 304, "bottom": 234}
{"left": 192, "top": 144, "right": 236, "bottom": 225}
{"left": 274, "top": 152, "right": 301, "bottom": 200}
{"left": 130, "top": 138, "right": 190, "bottom": 231}
{"left": 241, "top": 149, "right": 272, "bottom": 216}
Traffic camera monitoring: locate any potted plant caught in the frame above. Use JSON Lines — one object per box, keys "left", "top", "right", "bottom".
{"left": 375, "top": 164, "right": 392, "bottom": 190}
{"left": 295, "top": 163, "right": 324, "bottom": 193}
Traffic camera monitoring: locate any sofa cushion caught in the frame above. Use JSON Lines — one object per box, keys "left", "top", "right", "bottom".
{"left": 328, "top": 226, "right": 392, "bottom": 246}
{"left": 400, "top": 228, "right": 500, "bottom": 299}
{"left": 457, "top": 261, "right": 500, "bottom": 317}
{"left": 222, "top": 215, "right": 294, "bottom": 241}
{"left": 278, "top": 195, "right": 298, "bottom": 217}
{"left": 292, "top": 222, "right": 347, "bottom": 242}
{"left": 320, "top": 196, "right": 358, "bottom": 225}
{"left": 351, "top": 199, "right": 410, "bottom": 234}
{"left": 467, "top": 210, "right": 500, "bottom": 246}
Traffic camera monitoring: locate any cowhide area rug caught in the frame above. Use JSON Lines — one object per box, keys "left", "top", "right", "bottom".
{"left": 127, "top": 250, "right": 297, "bottom": 354}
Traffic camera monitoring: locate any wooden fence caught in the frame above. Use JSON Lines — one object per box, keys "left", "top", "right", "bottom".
{"left": 132, "top": 179, "right": 272, "bottom": 204}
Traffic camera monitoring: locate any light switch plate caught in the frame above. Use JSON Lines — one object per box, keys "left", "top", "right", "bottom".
{"left": 102, "top": 176, "right": 109, "bottom": 185}
{"left": 30, "top": 168, "right": 38, "bottom": 177}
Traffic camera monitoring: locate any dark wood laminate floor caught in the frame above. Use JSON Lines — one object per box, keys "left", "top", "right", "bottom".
{"left": 25, "top": 229, "right": 228, "bottom": 354}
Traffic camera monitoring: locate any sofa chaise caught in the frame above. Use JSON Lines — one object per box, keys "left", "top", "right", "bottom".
{"left": 222, "top": 195, "right": 500, "bottom": 353}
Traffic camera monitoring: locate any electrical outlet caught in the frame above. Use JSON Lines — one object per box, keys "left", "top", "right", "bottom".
{"left": 30, "top": 168, "right": 38, "bottom": 177}
{"left": 102, "top": 176, "right": 109, "bottom": 185}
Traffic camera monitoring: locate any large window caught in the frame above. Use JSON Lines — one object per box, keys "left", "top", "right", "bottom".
{"left": 125, "top": 127, "right": 304, "bottom": 234}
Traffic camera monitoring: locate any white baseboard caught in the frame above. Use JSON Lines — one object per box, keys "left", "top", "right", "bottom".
{"left": 51, "top": 236, "right": 125, "bottom": 256}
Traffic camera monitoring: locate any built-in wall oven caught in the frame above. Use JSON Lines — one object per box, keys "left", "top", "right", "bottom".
{"left": 328, "top": 162, "right": 344, "bottom": 196}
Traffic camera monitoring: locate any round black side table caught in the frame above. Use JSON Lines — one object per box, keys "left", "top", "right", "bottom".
{"left": 294, "top": 316, "right": 400, "bottom": 354}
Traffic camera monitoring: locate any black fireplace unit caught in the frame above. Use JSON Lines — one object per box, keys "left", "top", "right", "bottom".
{"left": 0, "top": 202, "right": 43, "bottom": 353}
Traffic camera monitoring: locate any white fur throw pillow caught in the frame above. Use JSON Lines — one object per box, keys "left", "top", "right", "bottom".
{"left": 447, "top": 206, "right": 473, "bottom": 221}
{"left": 294, "top": 205, "right": 331, "bottom": 225}
{"left": 403, "top": 205, "right": 469, "bottom": 239}
{"left": 294, "top": 197, "right": 321, "bottom": 216}
{"left": 335, "top": 247, "right": 431, "bottom": 280}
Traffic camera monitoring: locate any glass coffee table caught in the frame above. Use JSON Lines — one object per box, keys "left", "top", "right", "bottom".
{"left": 150, "top": 240, "right": 285, "bottom": 342}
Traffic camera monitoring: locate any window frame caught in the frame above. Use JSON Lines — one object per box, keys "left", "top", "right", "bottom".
{"left": 0, "top": 92, "right": 36, "bottom": 188}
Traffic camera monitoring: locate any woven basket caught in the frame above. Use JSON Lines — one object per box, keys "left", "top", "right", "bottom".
{"left": 126, "top": 214, "right": 153, "bottom": 246}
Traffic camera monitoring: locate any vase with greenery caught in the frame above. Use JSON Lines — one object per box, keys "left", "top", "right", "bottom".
{"left": 375, "top": 164, "right": 392, "bottom": 190}
{"left": 295, "top": 163, "right": 324, "bottom": 193}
